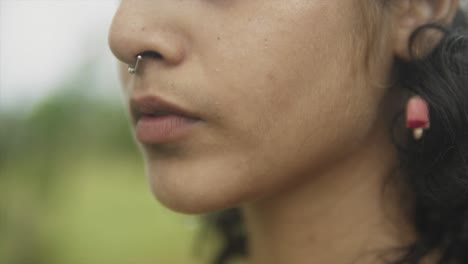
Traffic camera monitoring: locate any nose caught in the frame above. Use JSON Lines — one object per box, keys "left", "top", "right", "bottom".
{"left": 108, "top": 1, "right": 187, "bottom": 69}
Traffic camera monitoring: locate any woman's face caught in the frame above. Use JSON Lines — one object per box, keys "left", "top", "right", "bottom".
{"left": 109, "top": 0, "right": 395, "bottom": 213}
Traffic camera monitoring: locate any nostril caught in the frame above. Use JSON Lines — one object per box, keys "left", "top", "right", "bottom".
{"left": 140, "top": 51, "right": 163, "bottom": 60}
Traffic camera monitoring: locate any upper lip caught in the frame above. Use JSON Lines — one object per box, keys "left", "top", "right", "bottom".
{"left": 130, "top": 95, "right": 201, "bottom": 123}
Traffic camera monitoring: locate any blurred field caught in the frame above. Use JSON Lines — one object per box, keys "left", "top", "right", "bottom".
{"left": 0, "top": 64, "right": 216, "bottom": 264}
{"left": 1, "top": 156, "right": 202, "bottom": 264}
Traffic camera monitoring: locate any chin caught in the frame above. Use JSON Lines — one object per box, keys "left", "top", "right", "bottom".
{"left": 144, "top": 157, "right": 257, "bottom": 215}
{"left": 148, "top": 182, "right": 237, "bottom": 215}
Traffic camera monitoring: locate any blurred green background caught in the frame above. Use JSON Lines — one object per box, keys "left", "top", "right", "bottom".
{"left": 0, "top": 2, "right": 218, "bottom": 264}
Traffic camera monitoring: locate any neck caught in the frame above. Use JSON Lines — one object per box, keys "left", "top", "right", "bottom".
{"left": 241, "top": 124, "right": 416, "bottom": 264}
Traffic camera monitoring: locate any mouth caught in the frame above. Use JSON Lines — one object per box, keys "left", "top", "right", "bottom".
{"left": 130, "top": 95, "right": 202, "bottom": 144}
{"left": 130, "top": 95, "right": 201, "bottom": 123}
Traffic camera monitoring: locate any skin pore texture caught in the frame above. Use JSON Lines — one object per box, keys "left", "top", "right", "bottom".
{"left": 108, "top": 0, "right": 460, "bottom": 263}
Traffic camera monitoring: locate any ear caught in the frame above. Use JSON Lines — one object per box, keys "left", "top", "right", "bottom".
{"left": 392, "top": 0, "right": 460, "bottom": 60}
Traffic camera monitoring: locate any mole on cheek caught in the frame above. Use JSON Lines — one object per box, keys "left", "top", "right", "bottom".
{"left": 267, "top": 71, "right": 277, "bottom": 82}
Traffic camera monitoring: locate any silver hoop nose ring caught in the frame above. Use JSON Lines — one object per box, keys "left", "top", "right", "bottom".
{"left": 128, "top": 55, "right": 143, "bottom": 74}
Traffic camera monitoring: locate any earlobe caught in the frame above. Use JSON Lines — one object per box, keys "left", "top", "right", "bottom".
{"left": 392, "top": 0, "right": 460, "bottom": 60}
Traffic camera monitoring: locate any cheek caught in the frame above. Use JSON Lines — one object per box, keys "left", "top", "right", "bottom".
{"left": 201, "top": 2, "right": 385, "bottom": 193}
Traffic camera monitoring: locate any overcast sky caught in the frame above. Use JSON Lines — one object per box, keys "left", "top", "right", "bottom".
{"left": 0, "top": 0, "right": 121, "bottom": 111}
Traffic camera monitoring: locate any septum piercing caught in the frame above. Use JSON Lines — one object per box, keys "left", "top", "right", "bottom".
{"left": 128, "top": 55, "right": 143, "bottom": 74}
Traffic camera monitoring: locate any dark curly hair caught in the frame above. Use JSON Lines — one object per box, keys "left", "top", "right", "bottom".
{"left": 204, "top": 5, "right": 468, "bottom": 264}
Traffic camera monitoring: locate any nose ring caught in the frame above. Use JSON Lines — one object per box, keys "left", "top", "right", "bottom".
{"left": 128, "top": 55, "right": 143, "bottom": 74}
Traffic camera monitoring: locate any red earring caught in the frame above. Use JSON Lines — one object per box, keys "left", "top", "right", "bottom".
{"left": 406, "top": 96, "right": 430, "bottom": 140}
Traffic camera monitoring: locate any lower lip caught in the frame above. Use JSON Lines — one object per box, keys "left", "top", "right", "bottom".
{"left": 135, "top": 115, "right": 200, "bottom": 144}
